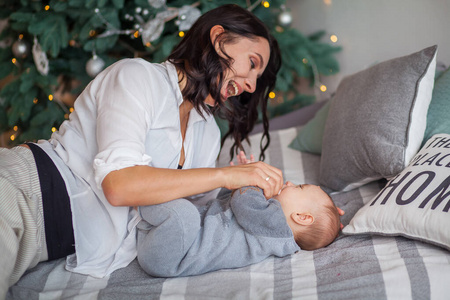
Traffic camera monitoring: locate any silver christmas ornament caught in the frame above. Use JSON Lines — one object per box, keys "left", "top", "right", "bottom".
{"left": 139, "top": 9, "right": 176, "bottom": 46}
{"left": 141, "top": 17, "right": 165, "bottom": 44}
{"left": 148, "top": 0, "right": 166, "bottom": 9}
{"left": 32, "top": 37, "right": 49, "bottom": 75}
{"left": 278, "top": 10, "right": 293, "bottom": 27}
{"left": 156, "top": 9, "right": 178, "bottom": 20}
{"left": 177, "top": 5, "right": 201, "bottom": 31}
{"left": 86, "top": 55, "right": 105, "bottom": 77}
{"left": 12, "top": 39, "right": 30, "bottom": 58}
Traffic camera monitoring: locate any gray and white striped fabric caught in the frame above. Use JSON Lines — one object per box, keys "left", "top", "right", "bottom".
{"left": 7, "top": 127, "right": 450, "bottom": 299}
{"left": 0, "top": 146, "right": 47, "bottom": 299}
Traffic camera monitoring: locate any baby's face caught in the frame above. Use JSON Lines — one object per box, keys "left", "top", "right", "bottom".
{"left": 274, "top": 181, "right": 331, "bottom": 212}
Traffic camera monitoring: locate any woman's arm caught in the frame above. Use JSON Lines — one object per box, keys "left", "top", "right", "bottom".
{"left": 102, "top": 161, "right": 283, "bottom": 207}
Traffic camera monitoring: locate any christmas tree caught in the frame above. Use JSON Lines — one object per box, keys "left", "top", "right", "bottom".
{"left": 0, "top": 0, "right": 341, "bottom": 145}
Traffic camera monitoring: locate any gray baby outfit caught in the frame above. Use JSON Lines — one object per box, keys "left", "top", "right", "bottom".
{"left": 137, "top": 187, "right": 300, "bottom": 277}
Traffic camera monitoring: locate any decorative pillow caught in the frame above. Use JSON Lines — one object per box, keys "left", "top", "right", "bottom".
{"left": 288, "top": 100, "right": 330, "bottom": 154}
{"left": 320, "top": 45, "right": 437, "bottom": 192}
{"left": 423, "top": 67, "right": 450, "bottom": 144}
{"left": 342, "top": 134, "right": 450, "bottom": 251}
{"left": 288, "top": 64, "right": 446, "bottom": 156}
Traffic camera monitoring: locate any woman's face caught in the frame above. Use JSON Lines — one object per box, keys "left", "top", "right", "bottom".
{"left": 205, "top": 33, "right": 270, "bottom": 106}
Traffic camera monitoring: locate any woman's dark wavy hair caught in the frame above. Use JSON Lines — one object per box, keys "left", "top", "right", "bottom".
{"left": 168, "top": 4, "right": 281, "bottom": 161}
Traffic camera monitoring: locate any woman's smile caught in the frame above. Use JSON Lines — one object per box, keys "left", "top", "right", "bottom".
{"left": 226, "top": 80, "right": 240, "bottom": 98}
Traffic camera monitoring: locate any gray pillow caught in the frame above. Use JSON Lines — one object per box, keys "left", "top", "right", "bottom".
{"left": 320, "top": 45, "right": 437, "bottom": 192}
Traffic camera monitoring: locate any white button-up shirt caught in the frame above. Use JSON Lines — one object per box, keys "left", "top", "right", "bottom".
{"left": 39, "top": 59, "right": 221, "bottom": 277}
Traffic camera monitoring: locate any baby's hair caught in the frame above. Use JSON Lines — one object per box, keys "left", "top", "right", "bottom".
{"left": 293, "top": 200, "right": 340, "bottom": 251}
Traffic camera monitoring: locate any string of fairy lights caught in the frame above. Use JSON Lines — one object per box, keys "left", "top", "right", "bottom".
{"left": 6, "top": 0, "right": 339, "bottom": 142}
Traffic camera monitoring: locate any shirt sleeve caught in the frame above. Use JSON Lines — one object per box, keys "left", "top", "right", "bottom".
{"left": 230, "top": 187, "right": 293, "bottom": 238}
{"left": 92, "top": 60, "right": 157, "bottom": 188}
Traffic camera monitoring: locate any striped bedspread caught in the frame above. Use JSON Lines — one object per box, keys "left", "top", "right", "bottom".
{"left": 8, "top": 126, "right": 450, "bottom": 300}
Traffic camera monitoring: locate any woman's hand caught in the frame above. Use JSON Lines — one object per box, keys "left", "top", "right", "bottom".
{"left": 229, "top": 150, "right": 255, "bottom": 166}
{"left": 222, "top": 160, "right": 283, "bottom": 199}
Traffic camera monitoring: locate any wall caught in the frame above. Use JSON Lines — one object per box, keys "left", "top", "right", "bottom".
{"left": 287, "top": 0, "right": 450, "bottom": 98}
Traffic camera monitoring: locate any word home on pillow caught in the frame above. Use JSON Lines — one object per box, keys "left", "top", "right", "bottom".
{"left": 343, "top": 133, "right": 450, "bottom": 251}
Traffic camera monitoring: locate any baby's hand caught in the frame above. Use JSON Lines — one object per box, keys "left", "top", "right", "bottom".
{"left": 230, "top": 150, "right": 255, "bottom": 166}
{"left": 337, "top": 207, "right": 345, "bottom": 230}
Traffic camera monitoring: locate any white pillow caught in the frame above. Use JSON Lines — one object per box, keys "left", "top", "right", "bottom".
{"left": 343, "top": 134, "right": 450, "bottom": 250}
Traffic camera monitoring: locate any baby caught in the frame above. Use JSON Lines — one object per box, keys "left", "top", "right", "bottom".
{"left": 137, "top": 182, "right": 341, "bottom": 277}
{"left": 276, "top": 182, "right": 341, "bottom": 251}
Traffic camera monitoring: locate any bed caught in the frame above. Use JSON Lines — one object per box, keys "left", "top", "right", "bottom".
{"left": 7, "top": 46, "right": 450, "bottom": 299}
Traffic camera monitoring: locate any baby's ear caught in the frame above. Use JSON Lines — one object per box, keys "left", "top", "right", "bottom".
{"left": 291, "top": 212, "right": 315, "bottom": 226}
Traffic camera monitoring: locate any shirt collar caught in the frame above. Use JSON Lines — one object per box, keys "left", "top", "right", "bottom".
{"left": 164, "top": 60, "right": 215, "bottom": 124}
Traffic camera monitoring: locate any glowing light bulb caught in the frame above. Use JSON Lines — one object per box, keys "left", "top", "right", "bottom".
{"left": 179, "top": 31, "right": 185, "bottom": 37}
{"left": 275, "top": 26, "right": 284, "bottom": 33}
{"left": 45, "top": 5, "right": 50, "bottom": 10}
{"left": 51, "top": 127, "right": 57, "bottom": 132}
{"left": 10, "top": 134, "right": 15, "bottom": 141}
{"left": 262, "top": 1, "right": 270, "bottom": 8}
{"left": 48, "top": 95, "right": 53, "bottom": 101}
{"left": 320, "top": 85, "right": 327, "bottom": 92}
{"left": 269, "top": 91, "right": 276, "bottom": 99}
{"left": 330, "top": 35, "right": 338, "bottom": 43}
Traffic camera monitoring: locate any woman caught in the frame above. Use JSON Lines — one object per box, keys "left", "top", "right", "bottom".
{"left": 0, "top": 4, "right": 283, "bottom": 295}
